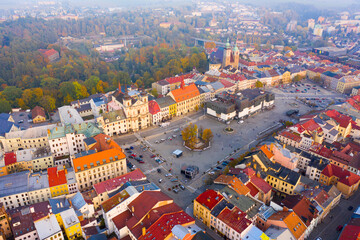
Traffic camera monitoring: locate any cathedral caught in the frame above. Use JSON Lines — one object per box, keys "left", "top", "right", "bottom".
{"left": 222, "top": 39, "right": 239, "bottom": 70}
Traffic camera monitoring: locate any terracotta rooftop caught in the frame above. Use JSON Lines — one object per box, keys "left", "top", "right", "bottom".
{"left": 322, "top": 164, "right": 360, "bottom": 186}
{"left": 195, "top": 189, "right": 223, "bottom": 211}
{"left": 89, "top": 133, "right": 122, "bottom": 151}
{"left": 47, "top": 167, "right": 67, "bottom": 187}
{"left": 4, "top": 152, "right": 17, "bottom": 166}
{"left": 31, "top": 106, "right": 46, "bottom": 119}
{"left": 279, "top": 131, "right": 302, "bottom": 143}
{"left": 72, "top": 147, "right": 126, "bottom": 173}
{"left": 250, "top": 176, "right": 272, "bottom": 194}
{"left": 93, "top": 169, "right": 146, "bottom": 195}
{"left": 170, "top": 83, "right": 200, "bottom": 103}
{"left": 138, "top": 211, "right": 194, "bottom": 240}
{"left": 128, "top": 191, "right": 172, "bottom": 220}
{"left": 127, "top": 203, "right": 182, "bottom": 238}
{"left": 217, "top": 207, "right": 251, "bottom": 234}
{"left": 214, "top": 175, "right": 250, "bottom": 196}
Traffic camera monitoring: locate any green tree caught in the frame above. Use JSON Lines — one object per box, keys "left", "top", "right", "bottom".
{"left": 0, "top": 99, "right": 11, "bottom": 113}
{"left": 84, "top": 76, "right": 101, "bottom": 94}
{"left": 40, "top": 95, "right": 56, "bottom": 112}
{"left": 2, "top": 86, "right": 23, "bottom": 102}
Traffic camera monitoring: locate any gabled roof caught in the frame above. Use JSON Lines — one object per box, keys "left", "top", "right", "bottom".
{"left": 127, "top": 191, "right": 172, "bottom": 220}
{"left": 322, "top": 164, "right": 360, "bottom": 186}
{"left": 72, "top": 148, "right": 126, "bottom": 173}
{"left": 250, "top": 176, "right": 272, "bottom": 194}
{"left": 278, "top": 131, "right": 302, "bottom": 142}
{"left": 217, "top": 206, "right": 251, "bottom": 234}
{"left": 93, "top": 169, "right": 146, "bottom": 195}
{"left": 214, "top": 175, "right": 250, "bottom": 195}
{"left": 170, "top": 83, "right": 200, "bottom": 103}
{"left": 138, "top": 211, "right": 194, "bottom": 240}
{"left": 31, "top": 106, "right": 46, "bottom": 119}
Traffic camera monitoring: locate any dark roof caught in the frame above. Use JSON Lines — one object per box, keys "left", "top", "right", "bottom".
{"left": 76, "top": 103, "right": 92, "bottom": 112}
{"left": 210, "top": 199, "right": 234, "bottom": 217}
{"left": 0, "top": 119, "right": 17, "bottom": 136}
{"left": 192, "top": 231, "right": 216, "bottom": 240}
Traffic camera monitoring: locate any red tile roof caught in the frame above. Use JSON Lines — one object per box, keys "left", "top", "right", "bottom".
{"left": 279, "top": 131, "right": 302, "bottom": 142}
{"left": 164, "top": 73, "right": 195, "bottom": 84}
{"left": 138, "top": 211, "right": 194, "bottom": 240}
{"left": 243, "top": 167, "right": 256, "bottom": 178}
{"left": 148, "top": 100, "right": 160, "bottom": 115}
{"left": 93, "top": 169, "right": 146, "bottom": 195}
{"left": 89, "top": 133, "right": 121, "bottom": 151}
{"left": 47, "top": 167, "right": 67, "bottom": 187}
{"left": 301, "top": 119, "right": 321, "bottom": 132}
{"left": 322, "top": 164, "right": 360, "bottom": 186}
{"left": 31, "top": 106, "right": 46, "bottom": 119}
{"left": 195, "top": 189, "right": 223, "bottom": 210}
{"left": 339, "top": 225, "right": 360, "bottom": 240}
{"left": 219, "top": 79, "right": 235, "bottom": 88}
{"left": 112, "top": 210, "right": 132, "bottom": 230}
{"left": 250, "top": 176, "right": 272, "bottom": 194}
{"left": 217, "top": 207, "right": 251, "bottom": 234}
{"left": 127, "top": 203, "right": 182, "bottom": 238}
{"left": 4, "top": 152, "right": 17, "bottom": 165}
{"left": 245, "top": 182, "right": 259, "bottom": 197}
{"left": 128, "top": 191, "right": 172, "bottom": 220}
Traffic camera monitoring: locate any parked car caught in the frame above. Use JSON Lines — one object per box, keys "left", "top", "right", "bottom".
{"left": 208, "top": 171, "right": 215, "bottom": 175}
{"left": 180, "top": 185, "right": 185, "bottom": 190}
{"left": 348, "top": 206, "right": 354, "bottom": 211}
{"left": 216, "top": 166, "right": 223, "bottom": 170}
{"left": 170, "top": 178, "right": 178, "bottom": 182}
{"left": 336, "top": 225, "right": 343, "bottom": 231}
{"left": 130, "top": 146, "right": 134, "bottom": 149}
{"left": 125, "top": 148, "right": 130, "bottom": 150}
{"left": 165, "top": 173, "right": 172, "bottom": 178}
{"left": 173, "top": 188, "right": 179, "bottom": 193}
{"left": 151, "top": 154, "right": 156, "bottom": 158}
{"left": 157, "top": 168, "right": 161, "bottom": 173}
{"left": 139, "top": 155, "right": 143, "bottom": 158}
{"left": 131, "top": 153, "right": 136, "bottom": 157}
{"left": 158, "top": 179, "right": 163, "bottom": 183}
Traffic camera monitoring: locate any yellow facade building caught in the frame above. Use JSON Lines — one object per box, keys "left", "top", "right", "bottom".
{"left": 193, "top": 189, "right": 223, "bottom": 227}
{"left": 60, "top": 208, "right": 83, "bottom": 239}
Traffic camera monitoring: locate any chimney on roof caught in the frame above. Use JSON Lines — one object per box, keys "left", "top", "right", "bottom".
{"left": 142, "top": 227, "right": 146, "bottom": 236}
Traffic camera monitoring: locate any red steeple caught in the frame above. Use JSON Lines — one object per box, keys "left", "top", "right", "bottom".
{"left": 180, "top": 80, "right": 185, "bottom": 89}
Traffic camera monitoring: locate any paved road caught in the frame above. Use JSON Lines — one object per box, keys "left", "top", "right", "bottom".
{"left": 309, "top": 189, "right": 360, "bottom": 240}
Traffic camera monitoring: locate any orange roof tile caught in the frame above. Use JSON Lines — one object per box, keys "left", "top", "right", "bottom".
{"left": 170, "top": 83, "right": 200, "bottom": 103}
{"left": 260, "top": 145, "right": 274, "bottom": 159}
{"left": 89, "top": 133, "right": 122, "bottom": 151}
{"left": 73, "top": 148, "right": 126, "bottom": 173}
{"left": 214, "top": 175, "right": 250, "bottom": 195}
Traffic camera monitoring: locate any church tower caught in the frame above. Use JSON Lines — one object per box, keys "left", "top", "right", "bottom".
{"left": 222, "top": 38, "right": 231, "bottom": 68}
{"left": 232, "top": 45, "right": 239, "bottom": 69}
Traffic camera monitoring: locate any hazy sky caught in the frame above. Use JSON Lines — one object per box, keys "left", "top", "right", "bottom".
{"left": 0, "top": 0, "right": 358, "bottom": 10}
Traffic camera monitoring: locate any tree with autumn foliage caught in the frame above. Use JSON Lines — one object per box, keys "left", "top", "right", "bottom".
{"left": 182, "top": 123, "right": 198, "bottom": 149}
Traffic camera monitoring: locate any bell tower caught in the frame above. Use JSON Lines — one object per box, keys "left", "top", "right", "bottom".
{"left": 222, "top": 38, "right": 231, "bottom": 68}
